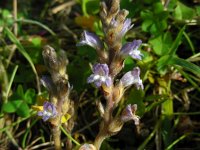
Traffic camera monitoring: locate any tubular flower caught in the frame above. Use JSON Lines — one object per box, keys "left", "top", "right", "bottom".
{"left": 77, "top": 30, "right": 103, "bottom": 50}
{"left": 40, "top": 76, "right": 54, "bottom": 92}
{"left": 119, "top": 18, "right": 134, "bottom": 37}
{"left": 87, "top": 63, "right": 112, "bottom": 88}
{"left": 120, "top": 39, "right": 142, "bottom": 60}
{"left": 120, "top": 67, "right": 143, "bottom": 89}
{"left": 38, "top": 102, "right": 57, "bottom": 121}
{"left": 121, "top": 104, "right": 140, "bottom": 125}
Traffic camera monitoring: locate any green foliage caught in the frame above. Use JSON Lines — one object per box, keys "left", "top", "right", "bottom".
{"left": 141, "top": 2, "right": 168, "bottom": 35}
{"left": 68, "top": 46, "right": 97, "bottom": 92}
{"left": 78, "top": 0, "right": 100, "bottom": 16}
{"left": 127, "top": 89, "right": 145, "bottom": 116}
{"left": 149, "top": 31, "right": 173, "bottom": 56}
{"left": 2, "top": 85, "right": 36, "bottom": 117}
{"left": 0, "top": 9, "right": 14, "bottom": 27}
{"left": 173, "top": 2, "right": 195, "bottom": 20}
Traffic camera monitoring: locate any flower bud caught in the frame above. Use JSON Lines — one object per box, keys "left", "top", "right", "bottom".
{"left": 79, "top": 144, "right": 96, "bottom": 150}
{"left": 121, "top": 104, "right": 140, "bottom": 125}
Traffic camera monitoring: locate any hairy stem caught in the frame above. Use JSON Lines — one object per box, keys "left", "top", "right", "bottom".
{"left": 94, "top": 96, "right": 114, "bottom": 149}
{"left": 53, "top": 125, "right": 61, "bottom": 150}
{"left": 94, "top": 130, "right": 107, "bottom": 150}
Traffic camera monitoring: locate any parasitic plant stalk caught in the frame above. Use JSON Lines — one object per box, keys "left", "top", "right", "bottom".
{"left": 36, "top": 45, "right": 75, "bottom": 150}
{"left": 77, "top": 0, "right": 143, "bottom": 149}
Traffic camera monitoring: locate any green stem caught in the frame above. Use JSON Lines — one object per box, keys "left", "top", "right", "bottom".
{"left": 60, "top": 126, "right": 80, "bottom": 146}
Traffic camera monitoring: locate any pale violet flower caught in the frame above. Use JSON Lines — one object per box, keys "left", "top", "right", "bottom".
{"left": 121, "top": 104, "right": 140, "bottom": 125}
{"left": 38, "top": 102, "right": 57, "bottom": 121}
{"left": 120, "top": 67, "right": 143, "bottom": 89}
{"left": 120, "top": 39, "right": 142, "bottom": 60}
{"left": 119, "top": 18, "right": 134, "bottom": 37}
{"left": 87, "top": 63, "right": 112, "bottom": 88}
{"left": 77, "top": 31, "right": 103, "bottom": 50}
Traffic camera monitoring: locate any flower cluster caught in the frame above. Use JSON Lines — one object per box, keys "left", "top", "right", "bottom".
{"left": 77, "top": 30, "right": 143, "bottom": 90}
{"left": 77, "top": 0, "right": 144, "bottom": 149}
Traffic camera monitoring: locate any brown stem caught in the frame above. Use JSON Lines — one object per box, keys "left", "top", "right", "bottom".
{"left": 13, "top": 0, "right": 18, "bottom": 36}
{"left": 94, "top": 130, "right": 107, "bottom": 150}
{"left": 52, "top": 125, "right": 61, "bottom": 150}
{"left": 94, "top": 96, "right": 113, "bottom": 150}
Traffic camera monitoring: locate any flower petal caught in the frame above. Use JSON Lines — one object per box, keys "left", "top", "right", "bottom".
{"left": 87, "top": 63, "right": 112, "bottom": 88}
{"left": 120, "top": 40, "right": 142, "bottom": 60}
{"left": 120, "top": 67, "right": 143, "bottom": 89}
{"left": 120, "top": 18, "right": 134, "bottom": 37}
{"left": 77, "top": 31, "right": 103, "bottom": 50}
{"left": 37, "top": 102, "right": 57, "bottom": 122}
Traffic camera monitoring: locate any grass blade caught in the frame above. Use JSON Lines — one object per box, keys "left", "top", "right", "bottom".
{"left": 16, "top": 19, "right": 56, "bottom": 36}
{"left": 60, "top": 126, "right": 80, "bottom": 146}
{"left": 166, "top": 134, "right": 188, "bottom": 150}
{"left": 5, "top": 27, "right": 41, "bottom": 93}
{"left": 5, "top": 65, "right": 18, "bottom": 102}
{"left": 170, "top": 56, "right": 200, "bottom": 77}
{"left": 168, "top": 26, "right": 185, "bottom": 55}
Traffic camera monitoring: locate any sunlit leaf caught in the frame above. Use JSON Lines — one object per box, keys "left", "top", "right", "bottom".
{"left": 61, "top": 113, "right": 71, "bottom": 123}
{"left": 149, "top": 32, "right": 173, "bottom": 56}
{"left": 174, "top": 2, "right": 195, "bottom": 20}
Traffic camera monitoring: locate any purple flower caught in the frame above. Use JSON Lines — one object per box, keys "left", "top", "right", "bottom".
{"left": 120, "top": 40, "right": 143, "bottom": 60}
{"left": 87, "top": 63, "right": 112, "bottom": 88}
{"left": 77, "top": 31, "right": 103, "bottom": 50}
{"left": 38, "top": 102, "right": 57, "bottom": 121}
{"left": 40, "top": 76, "right": 54, "bottom": 92}
{"left": 119, "top": 18, "right": 134, "bottom": 37}
{"left": 120, "top": 67, "right": 143, "bottom": 89}
{"left": 121, "top": 104, "right": 140, "bottom": 125}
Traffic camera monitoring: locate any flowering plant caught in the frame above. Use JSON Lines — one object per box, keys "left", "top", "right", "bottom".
{"left": 77, "top": 0, "right": 144, "bottom": 149}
